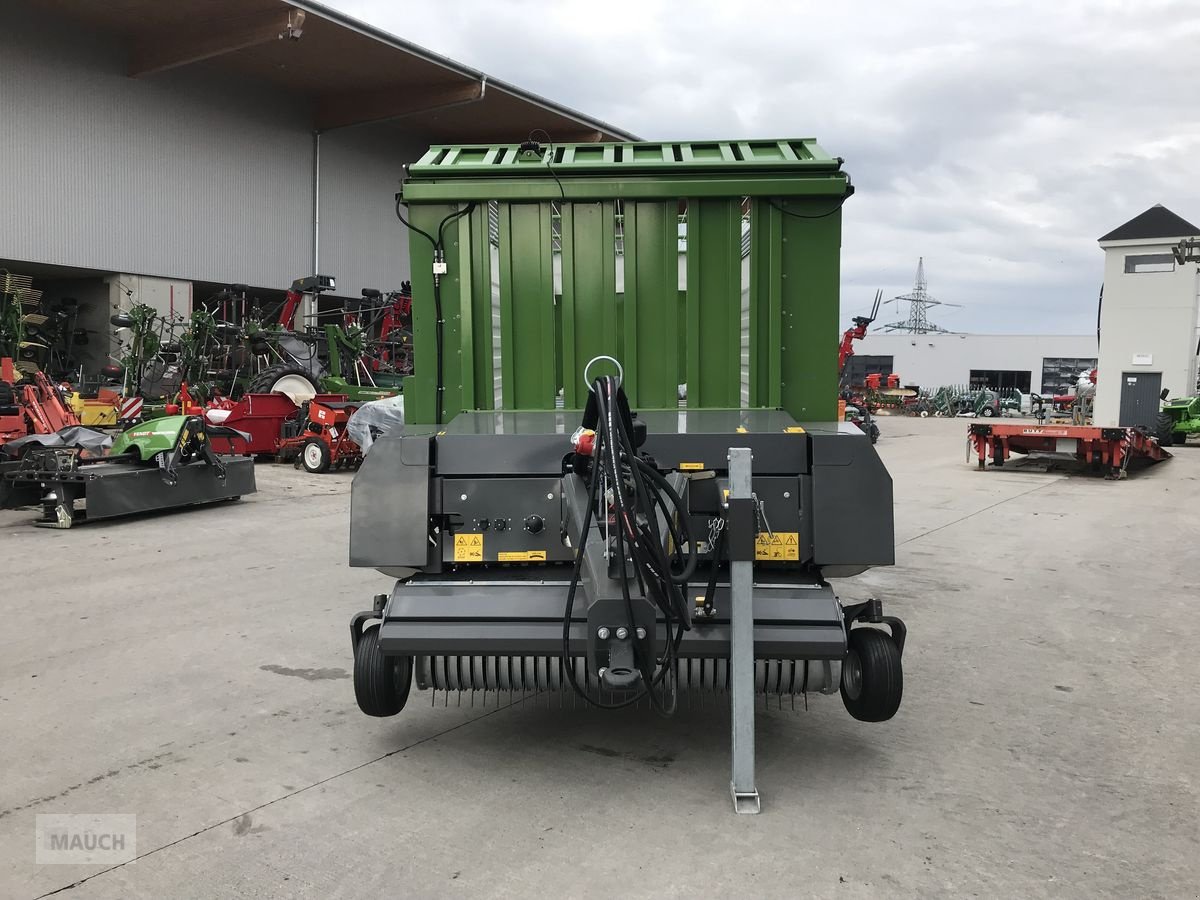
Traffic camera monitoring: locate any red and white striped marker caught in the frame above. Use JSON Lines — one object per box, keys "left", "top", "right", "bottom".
{"left": 118, "top": 396, "right": 143, "bottom": 422}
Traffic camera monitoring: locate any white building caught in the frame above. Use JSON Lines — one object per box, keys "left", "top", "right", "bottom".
{"left": 851, "top": 332, "right": 1098, "bottom": 397}
{"left": 1094, "top": 205, "right": 1200, "bottom": 427}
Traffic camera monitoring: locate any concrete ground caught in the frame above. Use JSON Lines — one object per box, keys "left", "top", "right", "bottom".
{"left": 2, "top": 417, "right": 1197, "bottom": 899}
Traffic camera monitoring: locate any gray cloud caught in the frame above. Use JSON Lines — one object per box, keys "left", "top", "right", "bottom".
{"left": 328, "top": 0, "right": 1200, "bottom": 334}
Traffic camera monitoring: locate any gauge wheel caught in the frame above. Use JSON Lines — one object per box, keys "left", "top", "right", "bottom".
{"left": 301, "top": 438, "right": 331, "bottom": 474}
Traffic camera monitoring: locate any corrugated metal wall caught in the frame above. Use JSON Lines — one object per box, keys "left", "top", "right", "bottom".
{"left": 317, "top": 124, "right": 429, "bottom": 297}
{"left": 0, "top": 10, "right": 421, "bottom": 295}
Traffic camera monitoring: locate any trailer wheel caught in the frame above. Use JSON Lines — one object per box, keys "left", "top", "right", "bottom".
{"left": 353, "top": 626, "right": 412, "bottom": 717}
{"left": 841, "top": 628, "right": 902, "bottom": 722}
{"left": 300, "top": 438, "right": 331, "bottom": 473}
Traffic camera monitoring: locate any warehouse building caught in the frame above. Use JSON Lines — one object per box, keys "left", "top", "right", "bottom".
{"left": 0, "top": 0, "right": 632, "bottom": 375}
{"left": 851, "top": 333, "right": 1098, "bottom": 397}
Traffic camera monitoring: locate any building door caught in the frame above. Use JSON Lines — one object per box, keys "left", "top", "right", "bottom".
{"left": 1118, "top": 371, "right": 1162, "bottom": 428}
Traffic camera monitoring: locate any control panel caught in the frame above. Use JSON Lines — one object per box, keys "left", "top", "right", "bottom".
{"left": 441, "top": 477, "right": 572, "bottom": 564}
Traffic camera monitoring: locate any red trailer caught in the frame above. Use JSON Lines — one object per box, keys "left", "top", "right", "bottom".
{"left": 969, "top": 422, "right": 1170, "bottom": 479}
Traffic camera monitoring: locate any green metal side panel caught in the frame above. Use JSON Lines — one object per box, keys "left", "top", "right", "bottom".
{"left": 462, "top": 204, "right": 494, "bottom": 410}
{"left": 775, "top": 198, "right": 842, "bottom": 421}
{"left": 405, "top": 204, "right": 465, "bottom": 424}
{"left": 411, "top": 139, "right": 841, "bottom": 178}
{"left": 622, "top": 201, "right": 679, "bottom": 407}
{"left": 749, "top": 200, "right": 783, "bottom": 408}
{"left": 497, "top": 202, "right": 557, "bottom": 410}
{"left": 685, "top": 198, "right": 742, "bottom": 408}
{"left": 404, "top": 175, "right": 847, "bottom": 203}
{"left": 401, "top": 140, "right": 850, "bottom": 424}
{"left": 560, "top": 202, "right": 618, "bottom": 407}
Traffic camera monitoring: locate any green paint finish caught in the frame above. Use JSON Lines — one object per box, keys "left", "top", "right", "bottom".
{"left": 110, "top": 416, "right": 187, "bottom": 458}
{"left": 776, "top": 199, "right": 842, "bottom": 421}
{"left": 405, "top": 204, "right": 452, "bottom": 424}
{"left": 622, "top": 202, "right": 679, "bottom": 407}
{"left": 462, "top": 205, "right": 495, "bottom": 410}
{"left": 560, "top": 201, "right": 619, "bottom": 407}
{"left": 410, "top": 139, "right": 840, "bottom": 178}
{"left": 399, "top": 139, "right": 850, "bottom": 426}
{"left": 404, "top": 175, "right": 847, "bottom": 203}
{"left": 497, "top": 202, "right": 557, "bottom": 409}
{"left": 749, "top": 199, "right": 783, "bottom": 408}
{"left": 685, "top": 198, "right": 742, "bottom": 408}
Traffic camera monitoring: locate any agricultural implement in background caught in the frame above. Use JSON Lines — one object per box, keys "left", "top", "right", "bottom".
{"left": 969, "top": 421, "right": 1170, "bottom": 478}
{"left": 204, "top": 391, "right": 366, "bottom": 473}
{"left": 4, "top": 414, "right": 254, "bottom": 527}
{"left": 1159, "top": 395, "right": 1200, "bottom": 446}
{"left": 348, "top": 138, "right": 905, "bottom": 814}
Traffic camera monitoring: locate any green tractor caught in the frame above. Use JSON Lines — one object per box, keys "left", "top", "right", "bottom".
{"left": 1159, "top": 395, "right": 1200, "bottom": 446}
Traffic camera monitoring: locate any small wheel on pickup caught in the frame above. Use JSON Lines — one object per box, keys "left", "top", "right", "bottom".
{"left": 301, "top": 438, "right": 331, "bottom": 474}
{"left": 354, "top": 626, "right": 412, "bottom": 717}
{"left": 841, "top": 627, "right": 902, "bottom": 722}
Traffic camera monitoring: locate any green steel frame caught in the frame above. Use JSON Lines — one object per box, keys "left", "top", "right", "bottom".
{"left": 401, "top": 139, "right": 850, "bottom": 425}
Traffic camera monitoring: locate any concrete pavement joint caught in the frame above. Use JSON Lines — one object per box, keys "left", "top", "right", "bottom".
{"left": 898, "top": 477, "right": 1062, "bottom": 547}
{"left": 33, "top": 698, "right": 530, "bottom": 898}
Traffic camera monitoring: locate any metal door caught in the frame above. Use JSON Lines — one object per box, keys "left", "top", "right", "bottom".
{"left": 1118, "top": 371, "right": 1162, "bottom": 428}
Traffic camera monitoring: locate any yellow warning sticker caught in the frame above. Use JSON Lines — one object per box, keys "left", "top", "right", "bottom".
{"left": 679, "top": 462, "right": 705, "bottom": 471}
{"left": 784, "top": 426, "right": 805, "bottom": 434}
{"left": 755, "top": 531, "right": 800, "bottom": 561}
{"left": 454, "top": 533, "right": 484, "bottom": 562}
{"left": 497, "top": 550, "right": 547, "bottom": 562}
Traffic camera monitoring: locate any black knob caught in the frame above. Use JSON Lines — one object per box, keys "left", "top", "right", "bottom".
{"left": 492, "top": 518, "right": 508, "bottom": 532}
{"left": 474, "top": 518, "right": 490, "bottom": 531}
{"left": 524, "top": 515, "right": 544, "bottom": 534}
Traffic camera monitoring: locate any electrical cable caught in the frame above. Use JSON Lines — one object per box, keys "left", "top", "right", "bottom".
{"left": 394, "top": 195, "right": 475, "bottom": 425}
{"left": 766, "top": 192, "right": 852, "bottom": 220}
{"left": 561, "top": 375, "right": 694, "bottom": 714}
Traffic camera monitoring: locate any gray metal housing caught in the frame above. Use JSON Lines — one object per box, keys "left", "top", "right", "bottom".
{"left": 350, "top": 409, "right": 893, "bottom": 676}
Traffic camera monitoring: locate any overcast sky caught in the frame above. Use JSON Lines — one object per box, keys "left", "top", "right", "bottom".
{"left": 329, "top": 0, "right": 1200, "bottom": 335}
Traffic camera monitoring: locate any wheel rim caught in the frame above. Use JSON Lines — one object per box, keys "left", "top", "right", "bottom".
{"left": 303, "top": 443, "right": 323, "bottom": 469}
{"left": 842, "top": 648, "right": 863, "bottom": 700}
{"left": 271, "top": 374, "right": 317, "bottom": 403}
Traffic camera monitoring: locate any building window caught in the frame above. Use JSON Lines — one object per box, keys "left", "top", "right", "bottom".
{"left": 1124, "top": 253, "right": 1175, "bottom": 274}
{"left": 842, "top": 354, "right": 893, "bottom": 387}
{"left": 969, "top": 369, "right": 1030, "bottom": 393}
{"left": 1041, "top": 357, "right": 1097, "bottom": 395}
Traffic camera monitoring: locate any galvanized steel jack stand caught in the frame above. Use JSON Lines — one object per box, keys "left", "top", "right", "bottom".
{"left": 726, "top": 447, "right": 760, "bottom": 814}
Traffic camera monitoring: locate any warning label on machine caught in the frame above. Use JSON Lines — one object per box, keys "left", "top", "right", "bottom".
{"left": 454, "top": 533, "right": 484, "bottom": 562}
{"left": 755, "top": 532, "right": 799, "bottom": 561}
{"left": 497, "top": 550, "right": 547, "bottom": 562}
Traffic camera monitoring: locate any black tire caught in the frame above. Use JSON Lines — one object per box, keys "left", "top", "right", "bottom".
{"left": 0, "top": 381, "right": 14, "bottom": 408}
{"left": 1156, "top": 412, "right": 1176, "bottom": 446}
{"left": 353, "top": 626, "right": 412, "bottom": 717}
{"left": 247, "top": 363, "right": 318, "bottom": 397}
{"left": 981, "top": 406, "right": 996, "bottom": 418}
{"left": 300, "top": 438, "right": 331, "bottom": 473}
{"left": 841, "top": 628, "right": 902, "bottom": 722}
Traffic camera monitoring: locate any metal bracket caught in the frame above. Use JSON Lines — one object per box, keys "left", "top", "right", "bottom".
{"left": 726, "top": 446, "right": 760, "bottom": 815}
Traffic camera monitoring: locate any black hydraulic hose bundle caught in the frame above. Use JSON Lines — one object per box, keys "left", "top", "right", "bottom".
{"left": 561, "top": 375, "right": 696, "bottom": 715}
{"left": 394, "top": 197, "right": 475, "bottom": 425}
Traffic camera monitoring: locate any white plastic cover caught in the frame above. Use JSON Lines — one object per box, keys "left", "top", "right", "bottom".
{"left": 346, "top": 394, "right": 405, "bottom": 453}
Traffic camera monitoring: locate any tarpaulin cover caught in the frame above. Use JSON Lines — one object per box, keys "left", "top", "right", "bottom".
{"left": 347, "top": 394, "right": 405, "bottom": 453}
{"left": 2, "top": 426, "right": 113, "bottom": 458}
